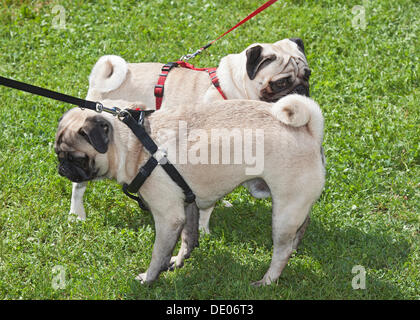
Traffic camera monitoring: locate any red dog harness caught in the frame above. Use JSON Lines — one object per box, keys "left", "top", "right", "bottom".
{"left": 153, "top": 0, "right": 280, "bottom": 110}
{"left": 154, "top": 60, "right": 227, "bottom": 110}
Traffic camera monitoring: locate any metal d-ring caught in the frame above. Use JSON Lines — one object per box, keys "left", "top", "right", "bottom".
{"left": 117, "top": 109, "right": 130, "bottom": 121}
{"left": 95, "top": 102, "right": 104, "bottom": 113}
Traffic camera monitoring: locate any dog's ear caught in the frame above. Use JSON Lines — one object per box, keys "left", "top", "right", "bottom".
{"left": 246, "top": 45, "right": 264, "bottom": 80}
{"left": 246, "top": 45, "right": 276, "bottom": 80}
{"left": 79, "top": 116, "right": 111, "bottom": 153}
{"left": 289, "top": 38, "right": 305, "bottom": 54}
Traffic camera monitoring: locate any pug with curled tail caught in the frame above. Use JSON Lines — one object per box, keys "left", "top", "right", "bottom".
{"left": 55, "top": 94, "right": 325, "bottom": 285}
{"left": 69, "top": 38, "right": 312, "bottom": 236}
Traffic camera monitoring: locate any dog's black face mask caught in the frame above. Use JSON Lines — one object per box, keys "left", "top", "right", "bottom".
{"left": 264, "top": 72, "right": 310, "bottom": 99}
{"left": 56, "top": 152, "right": 97, "bottom": 183}
{"left": 55, "top": 115, "right": 111, "bottom": 183}
{"left": 246, "top": 38, "right": 311, "bottom": 102}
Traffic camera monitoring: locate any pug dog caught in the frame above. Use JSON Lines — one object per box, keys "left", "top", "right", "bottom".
{"left": 69, "top": 38, "right": 312, "bottom": 235}
{"left": 55, "top": 94, "right": 325, "bottom": 286}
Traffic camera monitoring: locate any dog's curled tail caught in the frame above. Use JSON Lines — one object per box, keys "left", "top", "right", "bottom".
{"left": 271, "top": 94, "right": 324, "bottom": 144}
{"left": 89, "top": 55, "right": 128, "bottom": 93}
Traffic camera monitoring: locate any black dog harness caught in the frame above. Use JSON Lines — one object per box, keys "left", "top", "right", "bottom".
{"left": 119, "top": 108, "right": 195, "bottom": 211}
{"left": 0, "top": 76, "right": 196, "bottom": 211}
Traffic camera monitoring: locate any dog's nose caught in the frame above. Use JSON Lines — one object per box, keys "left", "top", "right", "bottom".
{"left": 58, "top": 164, "right": 69, "bottom": 177}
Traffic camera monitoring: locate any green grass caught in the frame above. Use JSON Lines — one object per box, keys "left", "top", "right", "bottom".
{"left": 0, "top": 0, "right": 418, "bottom": 299}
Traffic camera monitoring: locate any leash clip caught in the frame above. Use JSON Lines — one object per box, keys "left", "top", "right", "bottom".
{"left": 95, "top": 102, "right": 121, "bottom": 116}
{"left": 180, "top": 48, "right": 203, "bottom": 61}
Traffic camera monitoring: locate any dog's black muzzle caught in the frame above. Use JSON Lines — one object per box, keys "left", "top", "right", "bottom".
{"left": 58, "top": 160, "right": 95, "bottom": 183}
{"left": 290, "top": 84, "right": 310, "bottom": 97}
{"left": 260, "top": 82, "right": 310, "bottom": 102}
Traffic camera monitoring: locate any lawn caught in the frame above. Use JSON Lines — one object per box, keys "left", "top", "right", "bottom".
{"left": 0, "top": 0, "right": 418, "bottom": 299}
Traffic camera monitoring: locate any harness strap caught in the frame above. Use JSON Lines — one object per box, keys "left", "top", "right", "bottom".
{"left": 126, "top": 156, "right": 158, "bottom": 194}
{"left": 154, "top": 61, "right": 227, "bottom": 110}
{"left": 120, "top": 110, "right": 196, "bottom": 211}
{"left": 122, "top": 183, "right": 150, "bottom": 211}
{"left": 154, "top": 62, "right": 178, "bottom": 110}
{"left": 177, "top": 62, "right": 226, "bottom": 98}
{"left": 122, "top": 155, "right": 158, "bottom": 211}
{"left": 206, "top": 68, "right": 227, "bottom": 100}
{"left": 120, "top": 109, "right": 158, "bottom": 154}
{"left": 160, "top": 162, "right": 196, "bottom": 204}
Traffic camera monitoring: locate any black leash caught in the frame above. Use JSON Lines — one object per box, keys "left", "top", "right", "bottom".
{"left": 0, "top": 75, "right": 196, "bottom": 211}
{"left": 0, "top": 76, "right": 120, "bottom": 115}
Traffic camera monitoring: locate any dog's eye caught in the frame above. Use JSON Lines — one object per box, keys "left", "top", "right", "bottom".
{"left": 78, "top": 128, "right": 88, "bottom": 139}
{"left": 276, "top": 77, "right": 291, "bottom": 88}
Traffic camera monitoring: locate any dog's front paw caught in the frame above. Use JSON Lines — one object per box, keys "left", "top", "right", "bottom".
{"left": 68, "top": 212, "right": 86, "bottom": 222}
{"left": 69, "top": 206, "right": 86, "bottom": 221}
{"left": 135, "top": 273, "right": 148, "bottom": 284}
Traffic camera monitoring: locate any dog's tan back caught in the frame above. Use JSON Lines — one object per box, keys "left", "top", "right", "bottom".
{"left": 145, "top": 98, "right": 324, "bottom": 208}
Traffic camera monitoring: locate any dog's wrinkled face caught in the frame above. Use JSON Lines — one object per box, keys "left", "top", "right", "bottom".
{"left": 54, "top": 109, "right": 112, "bottom": 183}
{"left": 245, "top": 38, "right": 311, "bottom": 102}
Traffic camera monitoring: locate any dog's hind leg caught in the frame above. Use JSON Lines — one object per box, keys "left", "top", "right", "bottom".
{"left": 169, "top": 202, "right": 200, "bottom": 270}
{"left": 252, "top": 196, "right": 311, "bottom": 286}
{"left": 292, "top": 215, "right": 310, "bottom": 251}
{"left": 69, "top": 182, "right": 87, "bottom": 220}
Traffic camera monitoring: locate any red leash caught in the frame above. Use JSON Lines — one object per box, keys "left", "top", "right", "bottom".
{"left": 181, "top": 0, "right": 279, "bottom": 61}
{"left": 155, "top": 0, "right": 278, "bottom": 109}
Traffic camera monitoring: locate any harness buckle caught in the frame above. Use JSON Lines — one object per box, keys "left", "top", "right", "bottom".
{"left": 154, "top": 148, "right": 168, "bottom": 165}
{"left": 185, "top": 191, "right": 196, "bottom": 204}
{"left": 162, "top": 62, "right": 177, "bottom": 72}
{"left": 154, "top": 84, "right": 164, "bottom": 97}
